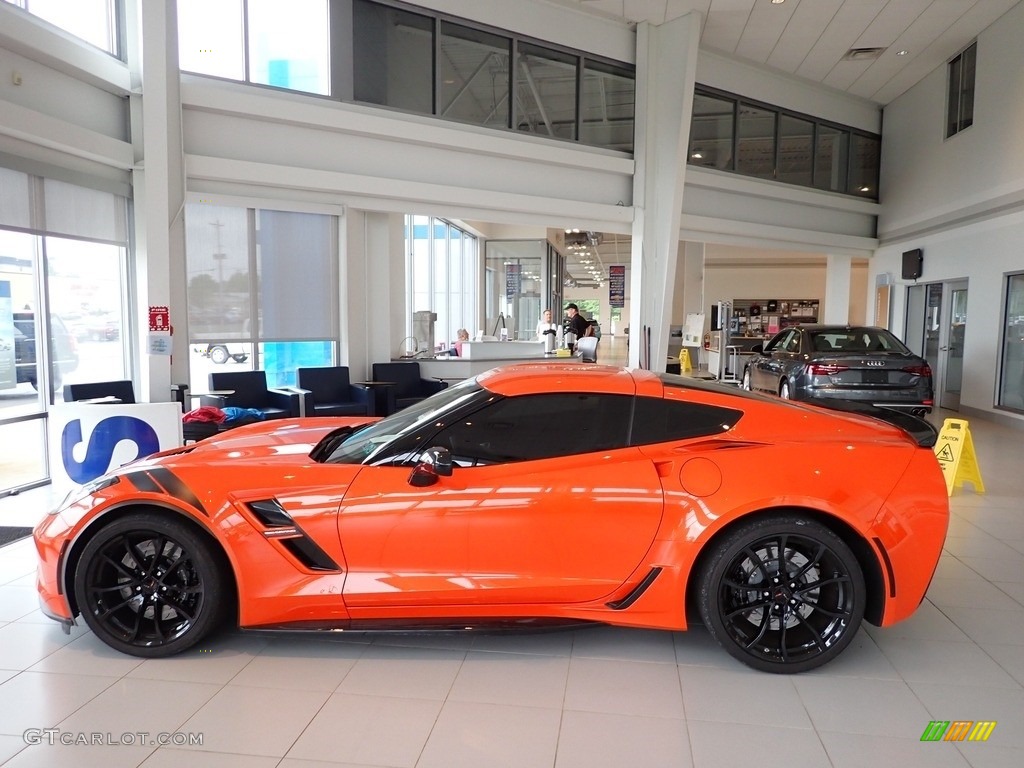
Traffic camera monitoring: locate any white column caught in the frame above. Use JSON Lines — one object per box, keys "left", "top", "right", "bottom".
{"left": 824, "top": 254, "right": 853, "bottom": 324}
{"left": 681, "top": 241, "right": 705, "bottom": 321}
{"left": 342, "top": 210, "right": 403, "bottom": 380}
{"left": 128, "top": 0, "right": 187, "bottom": 402}
{"left": 627, "top": 13, "right": 701, "bottom": 369}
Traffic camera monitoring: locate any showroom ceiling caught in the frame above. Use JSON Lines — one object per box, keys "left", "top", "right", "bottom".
{"left": 553, "top": 0, "right": 1020, "bottom": 285}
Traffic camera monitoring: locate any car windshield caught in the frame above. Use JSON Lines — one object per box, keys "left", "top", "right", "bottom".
{"left": 322, "top": 377, "right": 483, "bottom": 464}
{"left": 810, "top": 328, "right": 910, "bottom": 354}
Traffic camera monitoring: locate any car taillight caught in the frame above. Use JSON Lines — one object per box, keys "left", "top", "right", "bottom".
{"left": 903, "top": 364, "right": 932, "bottom": 377}
{"left": 809, "top": 363, "right": 848, "bottom": 375}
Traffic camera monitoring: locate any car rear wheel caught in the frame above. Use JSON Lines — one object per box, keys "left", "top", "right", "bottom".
{"left": 697, "top": 516, "right": 865, "bottom": 673}
{"left": 74, "top": 512, "right": 230, "bottom": 657}
{"left": 209, "top": 345, "right": 229, "bottom": 364}
{"left": 779, "top": 380, "right": 792, "bottom": 399}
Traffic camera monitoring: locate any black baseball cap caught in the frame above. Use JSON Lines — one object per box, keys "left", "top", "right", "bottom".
{"left": 566, "top": 303, "right": 578, "bottom": 311}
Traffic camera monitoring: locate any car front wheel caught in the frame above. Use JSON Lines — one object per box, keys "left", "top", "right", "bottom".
{"left": 697, "top": 515, "right": 866, "bottom": 673}
{"left": 73, "top": 512, "right": 230, "bottom": 657}
{"left": 742, "top": 368, "right": 751, "bottom": 391}
{"left": 779, "top": 380, "right": 792, "bottom": 399}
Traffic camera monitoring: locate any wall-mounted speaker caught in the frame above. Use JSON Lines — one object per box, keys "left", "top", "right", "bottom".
{"left": 901, "top": 248, "right": 923, "bottom": 280}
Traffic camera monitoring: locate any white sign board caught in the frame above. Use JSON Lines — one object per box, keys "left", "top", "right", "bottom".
{"left": 48, "top": 402, "right": 183, "bottom": 494}
{"left": 683, "top": 313, "right": 705, "bottom": 346}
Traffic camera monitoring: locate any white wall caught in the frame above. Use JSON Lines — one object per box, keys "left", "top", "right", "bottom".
{"left": 871, "top": 0, "right": 1024, "bottom": 425}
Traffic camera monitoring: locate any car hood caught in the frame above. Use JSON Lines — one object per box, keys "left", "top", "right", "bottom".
{"left": 141, "top": 417, "right": 375, "bottom": 469}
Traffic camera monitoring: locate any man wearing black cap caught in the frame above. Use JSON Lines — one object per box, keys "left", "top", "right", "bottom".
{"left": 564, "top": 303, "right": 589, "bottom": 351}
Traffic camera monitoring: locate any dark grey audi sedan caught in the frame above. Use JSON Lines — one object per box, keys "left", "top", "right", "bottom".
{"left": 742, "top": 325, "right": 933, "bottom": 415}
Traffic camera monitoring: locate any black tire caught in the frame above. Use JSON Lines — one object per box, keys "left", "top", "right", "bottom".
{"left": 741, "top": 368, "right": 751, "bottom": 391}
{"left": 696, "top": 515, "right": 865, "bottom": 673}
{"left": 779, "top": 380, "right": 791, "bottom": 399}
{"left": 231, "top": 354, "right": 248, "bottom": 363}
{"left": 209, "top": 345, "right": 229, "bottom": 364}
{"left": 73, "top": 512, "right": 230, "bottom": 657}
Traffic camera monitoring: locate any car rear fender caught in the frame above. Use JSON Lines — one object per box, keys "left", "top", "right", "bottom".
{"left": 804, "top": 399, "right": 937, "bottom": 447}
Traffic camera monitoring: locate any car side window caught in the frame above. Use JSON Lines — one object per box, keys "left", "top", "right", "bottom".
{"left": 426, "top": 393, "right": 633, "bottom": 466}
{"left": 631, "top": 397, "right": 742, "bottom": 445}
{"left": 770, "top": 329, "right": 798, "bottom": 353}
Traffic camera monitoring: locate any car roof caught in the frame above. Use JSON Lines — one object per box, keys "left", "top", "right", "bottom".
{"left": 792, "top": 325, "right": 890, "bottom": 334}
{"left": 476, "top": 363, "right": 657, "bottom": 397}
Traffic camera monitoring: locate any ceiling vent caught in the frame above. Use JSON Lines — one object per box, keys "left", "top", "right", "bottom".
{"left": 843, "top": 47, "right": 887, "bottom": 61}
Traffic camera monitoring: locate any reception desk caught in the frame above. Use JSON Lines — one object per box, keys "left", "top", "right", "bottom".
{"left": 417, "top": 351, "right": 579, "bottom": 381}
{"left": 459, "top": 340, "right": 545, "bottom": 360}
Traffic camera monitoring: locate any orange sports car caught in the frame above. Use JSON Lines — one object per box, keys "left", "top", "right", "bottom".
{"left": 34, "top": 364, "right": 949, "bottom": 673}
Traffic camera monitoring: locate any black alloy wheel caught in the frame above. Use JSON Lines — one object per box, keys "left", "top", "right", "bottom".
{"left": 697, "top": 516, "right": 866, "bottom": 673}
{"left": 74, "top": 512, "right": 229, "bottom": 657}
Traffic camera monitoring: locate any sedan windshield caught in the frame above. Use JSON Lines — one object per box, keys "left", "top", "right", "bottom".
{"left": 323, "top": 378, "right": 483, "bottom": 464}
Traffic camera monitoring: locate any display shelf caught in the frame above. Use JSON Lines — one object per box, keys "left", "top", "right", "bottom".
{"left": 730, "top": 298, "right": 820, "bottom": 340}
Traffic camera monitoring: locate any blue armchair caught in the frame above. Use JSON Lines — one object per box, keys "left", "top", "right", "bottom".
{"left": 200, "top": 370, "right": 301, "bottom": 420}
{"left": 371, "top": 362, "right": 447, "bottom": 415}
{"left": 295, "top": 366, "right": 372, "bottom": 417}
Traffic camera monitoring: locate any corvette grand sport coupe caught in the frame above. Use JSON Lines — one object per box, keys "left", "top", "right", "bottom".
{"left": 35, "top": 364, "right": 949, "bottom": 673}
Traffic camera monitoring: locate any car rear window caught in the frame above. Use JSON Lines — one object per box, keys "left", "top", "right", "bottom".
{"left": 631, "top": 396, "right": 743, "bottom": 445}
{"left": 810, "top": 329, "right": 910, "bottom": 354}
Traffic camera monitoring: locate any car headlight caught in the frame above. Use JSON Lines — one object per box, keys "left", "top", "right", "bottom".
{"left": 51, "top": 475, "right": 121, "bottom": 515}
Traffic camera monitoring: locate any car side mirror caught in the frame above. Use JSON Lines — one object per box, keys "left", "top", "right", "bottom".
{"left": 407, "top": 447, "right": 453, "bottom": 487}
{"left": 752, "top": 344, "right": 764, "bottom": 354}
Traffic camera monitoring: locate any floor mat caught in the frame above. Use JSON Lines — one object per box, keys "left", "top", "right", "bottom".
{"left": 0, "top": 526, "right": 34, "bottom": 547}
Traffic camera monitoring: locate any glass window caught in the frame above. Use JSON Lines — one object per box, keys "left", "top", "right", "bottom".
{"left": 814, "top": 124, "right": 849, "bottom": 193}
{"left": 439, "top": 22, "right": 510, "bottom": 130}
{"left": 689, "top": 92, "right": 734, "bottom": 171}
{"left": 631, "top": 397, "right": 742, "bottom": 445}
{"left": 580, "top": 59, "right": 635, "bottom": 152}
{"left": 998, "top": 274, "right": 1024, "bottom": 412}
{"left": 515, "top": 42, "right": 578, "bottom": 141}
{"left": 946, "top": 42, "right": 976, "bottom": 138}
{"left": 178, "top": 0, "right": 245, "bottom": 80}
{"left": 429, "top": 392, "right": 633, "bottom": 464}
{"left": 849, "top": 133, "right": 880, "bottom": 198}
{"left": 248, "top": 0, "right": 329, "bottom": 95}
{"left": 777, "top": 114, "right": 813, "bottom": 186}
{"left": 406, "top": 216, "right": 477, "bottom": 352}
{"left": 16, "top": 0, "right": 119, "bottom": 56}
{"left": 185, "top": 204, "right": 251, "bottom": 343}
{"left": 736, "top": 103, "right": 776, "bottom": 180}
{"left": 353, "top": 0, "right": 433, "bottom": 114}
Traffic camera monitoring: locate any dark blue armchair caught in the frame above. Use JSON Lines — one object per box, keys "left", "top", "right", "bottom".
{"left": 295, "top": 366, "right": 372, "bottom": 417}
{"left": 371, "top": 362, "right": 447, "bottom": 415}
{"left": 200, "top": 370, "right": 301, "bottom": 420}
{"left": 63, "top": 380, "right": 136, "bottom": 404}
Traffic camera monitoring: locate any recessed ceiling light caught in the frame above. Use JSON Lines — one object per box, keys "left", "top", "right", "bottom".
{"left": 691, "top": 151, "right": 703, "bottom": 159}
{"left": 771, "top": 0, "right": 785, "bottom": 4}
{"left": 896, "top": 49, "right": 908, "bottom": 56}
{"left": 859, "top": 186, "right": 871, "bottom": 193}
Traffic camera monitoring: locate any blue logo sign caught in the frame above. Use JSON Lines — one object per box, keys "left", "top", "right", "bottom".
{"left": 61, "top": 416, "right": 160, "bottom": 484}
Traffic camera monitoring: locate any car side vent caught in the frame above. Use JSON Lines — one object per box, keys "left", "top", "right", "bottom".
{"left": 247, "top": 499, "right": 294, "bottom": 528}
{"left": 279, "top": 538, "right": 341, "bottom": 572}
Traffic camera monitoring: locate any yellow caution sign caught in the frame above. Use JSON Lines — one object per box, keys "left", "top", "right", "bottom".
{"left": 679, "top": 348, "right": 692, "bottom": 373}
{"left": 934, "top": 418, "right": 985, "bottom": 496}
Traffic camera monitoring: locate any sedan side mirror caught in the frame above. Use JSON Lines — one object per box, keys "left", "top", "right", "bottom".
{"left": 407, "top": 447, "right": 453, "bottom": 487}
{"left": 752, "top": 344, "right": 764, "bottom": 354}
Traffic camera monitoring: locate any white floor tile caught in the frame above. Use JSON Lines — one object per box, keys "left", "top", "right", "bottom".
{"left": 447, "top": 650, "right": 569, "bottom": 709}
{"left": 142, "top": 749, "right": 280, "bottom": 767}
{"left": 227, "top": 636, "right": 367, "bottom": 692}
{"left": 416, "top": 700, "right": 560, "bottom": 768}
{"left": 680, "top": 665, "right": 811, "bottom": 728}
{"left": 820, "top": 731, "right": 970, "bottom": 768}
{"left": 0, "top": 671, "right": 114, "bottom": 736}
{"left": 555, "top": 709, "right": 691, "bottom": 768}
{"left": 286, "top": 692, "right": 442, "bottom": 766}
{"left": 688, "top": 720, "right": 831, "bottom": 768}
{"left": 793, "top": 677, "right": 933, "bottom": 737}
{"left": 335, "top": 643, "right": 464, "bottom": 700}
{"left": 563, "top": 657, "right": 684, "bottom": 718}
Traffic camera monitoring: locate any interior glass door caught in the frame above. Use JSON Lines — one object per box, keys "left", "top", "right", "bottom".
{"left": 941, "top": 281, "right": 968, "bottom": 411}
